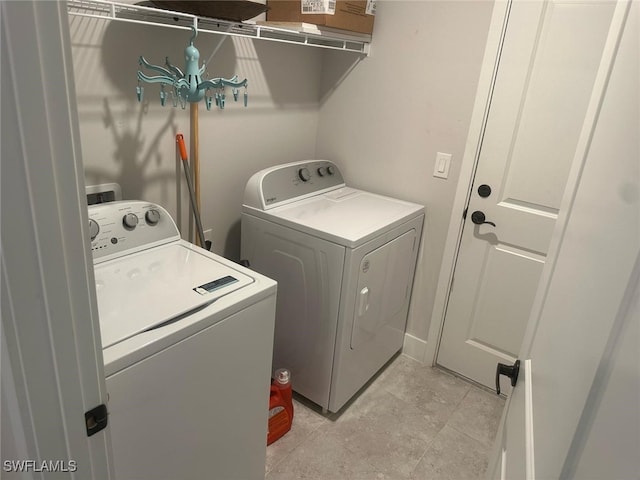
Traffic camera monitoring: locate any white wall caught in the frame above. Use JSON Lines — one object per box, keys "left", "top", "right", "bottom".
{"left": 316, "top": 1, "right": 494, "bottom": 344}
{"left": 70, "top": 16, "right": 324, "bottom": 259}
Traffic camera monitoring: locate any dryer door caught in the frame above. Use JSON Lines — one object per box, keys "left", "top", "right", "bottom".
{"left": 350, "top": 229, "right": 418, "bottom": 349}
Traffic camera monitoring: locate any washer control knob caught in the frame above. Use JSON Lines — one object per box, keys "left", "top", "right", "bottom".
{"left": 298, "top": 167, "right": 311, "bottom": 182}
{"left": 123, "top": 213, "right": 139, "bottom": 229}
{"left": 145, "top": 209, "right": 160, "bottom": 225}
{"left": 327, "top": 165, "right": 335, "bottom": 175}
{"left": 89, "top": 219, "right": 100, "bottom": 241}
{"left": 317, "top": 167, "right": 327, "bottom": 177}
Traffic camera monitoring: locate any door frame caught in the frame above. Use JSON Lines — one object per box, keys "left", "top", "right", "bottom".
{"left": 1, "top": 1, "right": 112, "bottom": 477}
{"left": 424, "top": 0, "right": 512, "bottom": 366}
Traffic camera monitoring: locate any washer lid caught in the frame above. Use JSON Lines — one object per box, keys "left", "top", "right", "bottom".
{"left": 94, "top": 243, "right": 254, "bottom": 348}
{"left": 264, "top": 187, "right": 424, "bottom": 247}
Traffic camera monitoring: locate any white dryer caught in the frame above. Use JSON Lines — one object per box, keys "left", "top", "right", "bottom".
{"left": 89, "top": 200, "right": 276, "bottom": 479}
{"left": 241, "top": 160, "right": 424, "bottom": 413}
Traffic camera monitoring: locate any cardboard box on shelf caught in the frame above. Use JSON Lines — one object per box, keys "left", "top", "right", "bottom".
{"left": 266, "top": 0, "right": 375, "bottom": 35}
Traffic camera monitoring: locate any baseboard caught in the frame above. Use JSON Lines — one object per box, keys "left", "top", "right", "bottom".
{"left": 402, "top": 333, "right": 428, "bottom": 364}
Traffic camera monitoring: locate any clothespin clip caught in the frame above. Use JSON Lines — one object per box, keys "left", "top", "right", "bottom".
{"left": 205, "top": 90, "right": 213, "bottom": 111}
{"left": 136, "top": 83, "right": 143, "bottom": 102}
{"left": 159, "top": 86, "right": 166, "bottom": 106}
{"left": 233, "top": 88, "right": 239, "bottom": 102}
{"left": 244, "top": 86, "right": 248, "bottom": 107}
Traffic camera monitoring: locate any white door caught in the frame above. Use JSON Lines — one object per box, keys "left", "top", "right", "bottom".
{"left": 437, "top": 0, "right": 617, "bottom": 390}
{"left": 1, "top": 2, "right": 112, "bottom": 477}
{"left": 489, "top": 1, "right": 639, "bottom": 477}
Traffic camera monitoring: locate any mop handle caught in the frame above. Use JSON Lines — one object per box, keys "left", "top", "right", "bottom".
{"left": 176, "top": 134, "right": 207, "bottom": 249}
{"left": 177, "top": 133, "right": 189, "bottom": 161}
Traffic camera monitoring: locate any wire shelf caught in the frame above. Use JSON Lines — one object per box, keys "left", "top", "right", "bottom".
{"left": 67, "top": 0, "right": 371, "bottom": 55}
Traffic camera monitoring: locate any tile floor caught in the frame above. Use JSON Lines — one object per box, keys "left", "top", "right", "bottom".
{"left": 265, "top": 354, "right": 505, "bottom": 480}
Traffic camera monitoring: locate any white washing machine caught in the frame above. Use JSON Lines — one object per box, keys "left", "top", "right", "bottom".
{"left": 241, "top": 160, "right": 424, "bottom": 413}
{"left": 89, "top": 200, "right": 276, "bottom": 480}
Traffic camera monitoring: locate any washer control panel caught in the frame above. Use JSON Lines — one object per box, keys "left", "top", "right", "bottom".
{"left": 88, "top": 201, "right": 180, "bottom": 263}
{"left": 244, "top": 160, "right": 346, "bottom": 210}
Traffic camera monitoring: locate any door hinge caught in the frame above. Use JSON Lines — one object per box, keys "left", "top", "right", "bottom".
{"left": 85, "top": 404, "right": 108, "bottom": 437}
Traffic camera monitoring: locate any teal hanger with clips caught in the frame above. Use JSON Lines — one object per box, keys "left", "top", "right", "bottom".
{"left": 136, "top": 26, "right": 248, "bottom": 110}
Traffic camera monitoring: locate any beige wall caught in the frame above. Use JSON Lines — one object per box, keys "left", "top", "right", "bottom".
{"left": 72, "top": 0, "right": 494, "bottom": 349}
{"left": 71, "top": 17, "right": 323, "bottom": 260}
{"left": 316, "top": 1, "right": 494, "bottom": 342}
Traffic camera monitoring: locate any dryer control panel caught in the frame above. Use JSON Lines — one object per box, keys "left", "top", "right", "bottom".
{"left": 88, "top": 201, "right": 181, "bottom": 263}
{"left": 243, "top": 160, "right": 346, "bottom": 210}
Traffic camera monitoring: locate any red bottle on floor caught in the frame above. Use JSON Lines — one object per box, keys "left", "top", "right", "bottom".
{"left": 267, "top": 368, "right": 294, "bottom": 445}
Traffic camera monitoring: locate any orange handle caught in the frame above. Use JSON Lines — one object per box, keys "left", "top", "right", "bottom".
{"left": 176, "top": 134, "right": 188, "bottom": 162}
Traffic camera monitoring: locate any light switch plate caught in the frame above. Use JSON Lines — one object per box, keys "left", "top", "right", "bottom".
{"left": 433, "top": 152, "right": 452, "bottom": 179}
